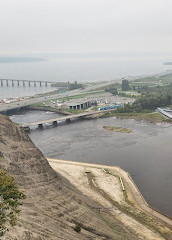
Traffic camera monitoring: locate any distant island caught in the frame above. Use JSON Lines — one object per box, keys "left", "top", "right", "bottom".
{"left": 0, "top": 57, "right": 46, "bottom": 63}
{"left": 163, "top": 62, "right": 172, "bottom": 65}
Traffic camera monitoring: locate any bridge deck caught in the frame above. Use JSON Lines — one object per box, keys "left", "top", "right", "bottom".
{"left": 20, "top": 111, "right": 102, "bottom": 127}
{"left": 0, "top": 78, "right": 52, "bottom": 83}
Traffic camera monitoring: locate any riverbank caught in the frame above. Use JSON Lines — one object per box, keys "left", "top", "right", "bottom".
{"left": 48, "top": 158, "right": 172, "bottom": 240}
{"left": 28, "top": 104, "right": 172, "bottom": 124}
{"left": 91, "top": 111, "right": 172, "bottom": 123}
{"left": 27, "top": 106, "right": 73, "bottom": 115}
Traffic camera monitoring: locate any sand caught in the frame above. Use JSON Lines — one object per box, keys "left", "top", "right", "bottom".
{"left": 48, "top": 158, "right": 172, "bottom": 240}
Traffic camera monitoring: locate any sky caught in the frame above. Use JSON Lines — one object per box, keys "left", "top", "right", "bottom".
{"left": 0, "top": 0, "right": 172, "bottom": 56}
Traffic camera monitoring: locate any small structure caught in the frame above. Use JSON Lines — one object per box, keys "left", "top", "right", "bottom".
{"left": 66, "top": 100, "right": 92, "bottom": 110}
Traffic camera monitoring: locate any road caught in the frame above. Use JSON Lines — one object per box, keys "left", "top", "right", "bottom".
{"left": 0, "top": 81, "right": 114, "bottom": 113}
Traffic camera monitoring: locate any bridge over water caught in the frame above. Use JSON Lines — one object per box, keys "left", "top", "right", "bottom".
{"left": 20, "top": 110, "right": 109, "bottom": 130}
{"left": 0, "top": 79, "right": 70, "bottom": 87}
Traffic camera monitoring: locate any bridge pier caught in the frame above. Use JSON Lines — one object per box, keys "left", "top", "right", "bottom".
{"left": 12, "top": 80, "right": 14, "bottom": 86}
{"left": 34, "top": 81, "right": 36, "bottom": 87}
{"left": 23, "top": 81, "right": 25, "bottom": 86}
{"left": 17, "top": 80, "right": 19, "bottom": 86}
{"left": 22, "top": 126, "right": 30, "bottom": 132}
{"left": 52, "top": 121, "right": 57, "bottom": 126}
{"left": 1, "top": 80, "right": 3, "bottom": 86}
{"left": 38, "top": 123, "right": 43, "bottom": 129}
{"left": 39, "top": 81, "right": 42, "bottom": 87}
{"left": 6, "top": 80, "right": 8, "bottom": 86}
{"left": 28, "top": 81, "right": 31, "bottom": 87}
{"left": 45, "top": 82, "right": 48, "bottom": 87}
{"left": 66, "top": 118, "right": 71, "bottom": 123}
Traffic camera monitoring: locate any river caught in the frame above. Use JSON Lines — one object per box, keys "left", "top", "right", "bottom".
{"left": 10, "top": 110, "right": 172, "bottom": 218}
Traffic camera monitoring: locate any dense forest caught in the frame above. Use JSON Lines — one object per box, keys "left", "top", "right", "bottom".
{"left": 119, "top": 84, "right": 172, "bottom": 112}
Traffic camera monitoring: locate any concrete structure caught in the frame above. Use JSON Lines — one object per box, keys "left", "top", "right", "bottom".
{"left": 0, "top": 79, "right": 51, "bottom": 87}
{"left": 66, "top": 100, "right": 92, "bottom": 110}
{"left": 20, "top": 109, "right": 112, "bottom": 130}
{"left": 0, "top": 79, "right": 71, "bottom": 88}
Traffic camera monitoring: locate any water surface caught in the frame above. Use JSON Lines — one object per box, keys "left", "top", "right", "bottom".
{"left": 10, "top": 111, "right": 172, "bottom": 218}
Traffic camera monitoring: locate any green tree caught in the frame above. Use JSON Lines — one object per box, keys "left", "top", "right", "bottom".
{"left": 0, "top": 168, "right": 26, "bottom": 236}
{"left": 69, "top": 81, "right": 83, "bottom": 90}
{"left": 105, "top": 85, "right": 118, "bottom": 95}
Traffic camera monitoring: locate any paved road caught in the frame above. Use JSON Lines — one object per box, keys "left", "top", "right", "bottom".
{"left": 0, "top": 81, "right": 114, "bottom": 113}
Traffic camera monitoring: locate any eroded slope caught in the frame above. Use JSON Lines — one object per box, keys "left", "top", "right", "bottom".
{"left": 0, "top": 114, "right": 138, "bottom": 240}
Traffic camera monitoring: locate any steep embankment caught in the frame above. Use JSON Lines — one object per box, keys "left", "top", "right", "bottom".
{"left": 0, "top": 114, "right": 138, "bottom": 240}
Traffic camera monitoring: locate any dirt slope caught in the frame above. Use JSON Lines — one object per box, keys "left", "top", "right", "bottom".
{"left": 0, "top": 114, "right": 139, "bottom": 240}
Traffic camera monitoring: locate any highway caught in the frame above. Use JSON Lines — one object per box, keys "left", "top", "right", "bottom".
{"left": 0, "top": 81, "right": 114, "bottom": 113}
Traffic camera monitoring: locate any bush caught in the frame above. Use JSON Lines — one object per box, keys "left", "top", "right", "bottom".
{"left": 0, "top": 169, "right": 26, "bottom": 236}
{"left": 74, "top": 224, "right": 81, "bottom": 233}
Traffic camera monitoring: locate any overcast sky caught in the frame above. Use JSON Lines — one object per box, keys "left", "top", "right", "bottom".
{"left": 0, "top": 0, "right": 172, "bottom": 56}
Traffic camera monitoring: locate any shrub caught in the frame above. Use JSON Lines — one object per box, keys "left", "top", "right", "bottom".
{"left": 0, "top": 168, "right": 26, "bottom": 236}
{"left": 74, "top": 224, "right": 81, "bottom": 233}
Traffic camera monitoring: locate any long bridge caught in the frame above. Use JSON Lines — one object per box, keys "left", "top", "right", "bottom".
{"left": 0, "top": 79, "right": 70, "bottom": 87}
{"left": 0, "top": 78, "right": 51, "bottom": 87}
{"left": 20, "top": 110, "right": 108, "bottom": 130}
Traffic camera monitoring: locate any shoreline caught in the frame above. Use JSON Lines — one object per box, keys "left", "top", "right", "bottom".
{"left": 48, "top": 158, "right": 172, "bottom": 228}
{"left": 27, "top": 105, "right": 171, "bottom": 124}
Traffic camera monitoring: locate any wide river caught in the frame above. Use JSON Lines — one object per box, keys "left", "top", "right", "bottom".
{"left": 0, "top": 55, "right": 169, "bottom": 98}
{"left": 10, "top": 110, "right": 172, "bottom": 218}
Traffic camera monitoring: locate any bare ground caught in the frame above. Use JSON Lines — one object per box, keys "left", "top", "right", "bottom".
{"left": 49, "top": 158, "right": 172, "bottom": 240}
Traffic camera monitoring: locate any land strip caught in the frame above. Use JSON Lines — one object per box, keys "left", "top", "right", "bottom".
{"left": 48, "top": 158, "right": 172, "bottom": 240}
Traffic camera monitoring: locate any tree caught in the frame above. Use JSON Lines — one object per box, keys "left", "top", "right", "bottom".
{"left": 122, "top": 80, "right": 130, "bottom": 91}
{"left": 0, "top": 168, "right": 26, "bottom": 236}
{"left": 69, "top": 81, "right": 83, "bottom": 90}
{"left": 105, "top": 84, "right": 118, "bottom": 95}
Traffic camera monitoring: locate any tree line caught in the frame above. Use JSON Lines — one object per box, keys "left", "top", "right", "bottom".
{"left": 105, "top": 80, "right": 172, "bottom": 112}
